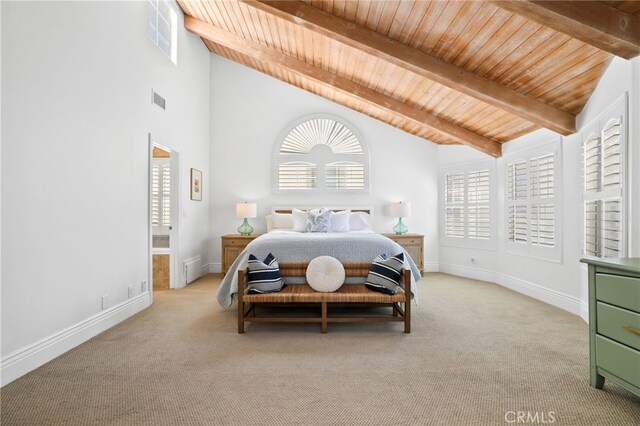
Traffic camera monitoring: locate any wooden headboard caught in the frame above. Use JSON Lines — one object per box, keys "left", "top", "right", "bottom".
{"left": 273, "top": 207, "right": 371, "bottom": 214}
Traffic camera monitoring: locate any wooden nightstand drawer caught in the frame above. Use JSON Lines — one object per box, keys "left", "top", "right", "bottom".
{"left": 596, "top": 273, "right": 640, "bottom": 312}
{"left": 221, "top": 234, "right": 261, "bottom": 274}
{"left": 596, "top": 335, "right": 640, "bottom": 389}
{"left": 597, "top": 302, "right": 640, "bottom": 351}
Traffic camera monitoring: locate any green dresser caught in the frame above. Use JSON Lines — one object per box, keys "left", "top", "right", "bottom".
{"left": 581, "top": 257, "right": 640, "bottom": 396}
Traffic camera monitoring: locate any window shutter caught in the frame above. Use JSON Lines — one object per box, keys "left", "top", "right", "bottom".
{"left": 445, "top": 207, "right": 465, "bottom": 238}
{"left": 467, "top": 169, "right": 490, "bottom": 240}
{"left": 602, "top": 121, "right": 621, "bottom": 190}
{"left": 530, "top": 154, "right": 554, "bottom": 198}
{"left": 603, "top": 200, "right": 622, "bottom": 257}
{"left": 508, "top": 161, "right": 527, "bottom": 200}
{"left": 325, "top": 161, "right": 365, "bottom": 190}
{"left": 508, "top": 205, "right": 528, "bottom": 243}
{"left": 531, "top": 204, "right": 554, "bottom": 247}
{"left": 445, "top": 173, "right": 464, "bottom": 203}
{"left": 161, "top": 163, "right": 171, "bottom": 228}
{"left": 584, "top": 200, "right": 601, "bottom": 257}
{"left": 444, "top": 173, "right": 465, "bottom": 238}
{"left": 278, "top": 162, "right": 317, "bottom": 190}
{"left": 582, "top": 115, "right": 625, "bottom": 259}
{"left": 151, "top": 165, "right": 160, "bottom": 227}
{"left": 584, "top": 134, "right": 601, "bottom": 193}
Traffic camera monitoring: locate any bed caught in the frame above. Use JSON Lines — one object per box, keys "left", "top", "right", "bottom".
{"left": 216, "top": 208, "right": 422, "bottom": 308}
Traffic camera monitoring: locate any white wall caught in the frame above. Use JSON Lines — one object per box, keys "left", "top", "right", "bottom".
{"left": 1, "top": 1, "right": 211, "bottom": 384}
{"left": 438, "top": 56, "right": 640, "bottom": 321}
{"left": 209, "top": 55, "right": 439, "bottom": 271}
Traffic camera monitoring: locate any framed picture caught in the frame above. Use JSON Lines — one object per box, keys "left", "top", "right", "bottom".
{"left": 190, "top": 168, "right": 202, "bottom": 201}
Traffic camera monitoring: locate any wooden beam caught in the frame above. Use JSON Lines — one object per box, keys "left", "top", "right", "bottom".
{"left": 491, "top": 1, "right": 640, "bottom": 59}
{"left": 241, "top": 0, "right": 576, "bottom": 135}
{"left": 184, "top": 16, "right": 502, "bottom": 157}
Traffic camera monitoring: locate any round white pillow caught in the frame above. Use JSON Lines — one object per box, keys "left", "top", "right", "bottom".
{"left": 306, "top": 256, "right": 345, "bottom": 292}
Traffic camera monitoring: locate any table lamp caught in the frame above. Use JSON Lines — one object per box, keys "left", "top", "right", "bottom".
{"left": 390, "top": 202, "right": 411, "bottom": 235}
{"left": 236, "top": 202, "right": 257, "bottom": 236}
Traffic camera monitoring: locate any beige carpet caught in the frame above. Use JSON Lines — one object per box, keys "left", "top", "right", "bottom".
{"left": 1, "top": 273, "right": 638, "bottom": 425}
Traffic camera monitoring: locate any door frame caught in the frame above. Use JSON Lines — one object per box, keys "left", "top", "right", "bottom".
{"left": 148, "top": 134, "right": 182, "bottom": 294}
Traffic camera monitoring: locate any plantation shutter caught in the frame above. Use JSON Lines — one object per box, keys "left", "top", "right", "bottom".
{"left": 507, "top": 160, "right": 528, "bottom": 243}
{"left": 152, "top": 159, "right": 171, "bottom": 234}
{"left": 467, "top": 169, "right": 490, "bottom": 240}
{"left": 278, "top": 162, "right": 317, "bottom": 190}
{"left": 583, "top": 114, "right": 624, "bottom": 259}
{"left": 444, "top": 173, "right": 464, "bottom": 238}
{"left": 530, "top": 154, "right": 555, "bottom": 247}
{"left": 325, "top": 161, "right": 365, "bottom": 190}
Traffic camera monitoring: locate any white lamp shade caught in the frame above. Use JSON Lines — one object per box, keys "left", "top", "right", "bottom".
{"left": 236, "top": 202, "right": 257, "bottom": 219}
{"left": 390, "top": 202, "right": 411, "bottom": 218}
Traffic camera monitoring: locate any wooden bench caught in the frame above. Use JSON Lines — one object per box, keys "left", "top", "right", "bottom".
{"left": 238, "top": 262, "right": 411, "bottom": 334}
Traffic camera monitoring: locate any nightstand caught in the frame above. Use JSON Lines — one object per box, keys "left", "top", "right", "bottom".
{"left": 221, "top": 234, "right": 261, "bottom": 274}
{"left": 383, "top": 233, "right": 424, "bottom": 273}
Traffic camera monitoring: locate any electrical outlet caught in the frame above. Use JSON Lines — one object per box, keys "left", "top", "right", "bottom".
{"left": 128, "top": 285, "right": 134, "bottom": 298}
{"left": 101, "top": 295, "right": 109, "bottom": 310}
{"left": 141, "top": 280, "right": 147, "bottom": 292}
{"left": 470, "top": 257, "right": 476, "bottom": 264}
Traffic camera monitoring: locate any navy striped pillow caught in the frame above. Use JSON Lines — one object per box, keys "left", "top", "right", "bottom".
{"left": 365, "top": 253, "right": 404, "bottom": 295}
{"left": 246, "top": 253, "right": 284, "bottom": 294}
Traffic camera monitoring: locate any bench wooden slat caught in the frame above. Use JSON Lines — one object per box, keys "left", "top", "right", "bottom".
{"left": 243, "top": 284, "right": 406, "bottom": 303}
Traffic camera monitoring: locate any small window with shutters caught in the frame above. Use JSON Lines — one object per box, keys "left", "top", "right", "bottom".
{"left": 504, "top": 138, "right": 561, "bottom": 261}
{"left": 152, "top": 158, "right": 171, "bottom": 235}
{"left": 582, "top": 95, "right": 627, "bottom": 259}
{"left": 148, "top": 0, "right": 178, "bottom": 64}
{"left": 274, "top": 115, "right": 369, "bottom": 193}
{"left": 440, "top": 160, "right": 495, "bottom": 249}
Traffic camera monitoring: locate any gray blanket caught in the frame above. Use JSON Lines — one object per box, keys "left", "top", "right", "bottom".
{"left": 216, "top": 232, "right": 421, "bottom": 308}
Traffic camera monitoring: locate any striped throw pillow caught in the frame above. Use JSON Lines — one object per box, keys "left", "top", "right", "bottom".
{"left": 246, "top": 253, "right": 284, "bottom": 294}
{"left": 365, "top": 253, "right": 405, "bottom": 295}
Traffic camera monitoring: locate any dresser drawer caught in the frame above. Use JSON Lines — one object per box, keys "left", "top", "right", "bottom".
{"left": 596, "top": 273, "right": 640, "bottom": 312}
{"left": 595, "top": 335, "right": 640, "bottom": 388}
{"left": 597, "top": 302, "right": 640, "bottom": 351}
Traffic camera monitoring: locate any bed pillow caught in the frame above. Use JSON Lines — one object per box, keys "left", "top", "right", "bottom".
{"left": 266, "top": 213, "right": 294, "bottom": 232}
{"left": 349, "top": 212, "right": 372, "bottom": 231}
{"left": 305, "top": 209, "right": 332, "bottom": 232}
{"left": 330, "top": 210, "right": 351, "bottom": 232}
{"left": 246, "top": 253, "right": 285, "bottom": 294}
{"left": 292, "top": 208, "right": 313, "bottom": 231}
{"left": 365, "top": 252, "right": 405, "bottom": 295}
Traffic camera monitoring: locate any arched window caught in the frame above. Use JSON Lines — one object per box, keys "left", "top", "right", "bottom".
{"left": 273, "top": 115, "right": 369, "bottom": 193}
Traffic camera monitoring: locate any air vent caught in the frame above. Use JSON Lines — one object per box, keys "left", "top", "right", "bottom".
{"left": 152, "top": 90, "right": 166, "bottom": 110}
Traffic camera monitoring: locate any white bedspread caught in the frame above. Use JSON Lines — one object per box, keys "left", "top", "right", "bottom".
{"left": 216, "top": 232, "right": 422, "bottom": 308}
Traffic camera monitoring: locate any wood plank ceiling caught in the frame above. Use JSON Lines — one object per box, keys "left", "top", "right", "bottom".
{"left": 177, "top": 0, "right": 639, "bottom": 157}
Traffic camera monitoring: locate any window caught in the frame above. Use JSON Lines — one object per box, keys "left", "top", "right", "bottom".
{"left": 504, "top": 138, "right": 561, "bottom": 261}
{"left": 440, "top": 160, "right": 495, "bottom": 249}
{"left": 274, "top": 116, "right": 369, "bottom": 193}
{"left": 582, "top": 95, "right": 627, "bottom": 259}
{"left": 152, "top": 158, "right": 171, "bottom": 234}
{"left": 148, "top": 0, "right": 178, "bottom": 64}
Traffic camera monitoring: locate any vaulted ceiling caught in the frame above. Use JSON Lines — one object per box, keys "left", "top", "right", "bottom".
{"left": 177, "top": 1, "right": 640, "bottom": 157}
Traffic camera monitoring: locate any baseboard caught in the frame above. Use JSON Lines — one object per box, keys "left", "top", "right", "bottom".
{"left": 208, "top": 262, "right": 221, "bottom": 273}
{"left": 0, "top": 292, "right": 151, "bottom": 387}
{"left": 438, "top": 262, "right": 582, "bottom": 317}
{"left": 497, "top": 272, "right": 582, "bottom": 316}
{"left": 201, "top": 263, "right": 215, "bottom": 275}
{"left": 439, "top": 262, "right": 498, "bottom": 284}
{"left": 423, "top": 262, "right": 439, "bottom": 272}
{"left": 579, "top": 300, "right": 589, "bottom": 324}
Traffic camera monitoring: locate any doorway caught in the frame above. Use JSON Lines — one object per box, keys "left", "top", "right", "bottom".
{"left": 149, "top": 135, "right": 180, "bottom": 293}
